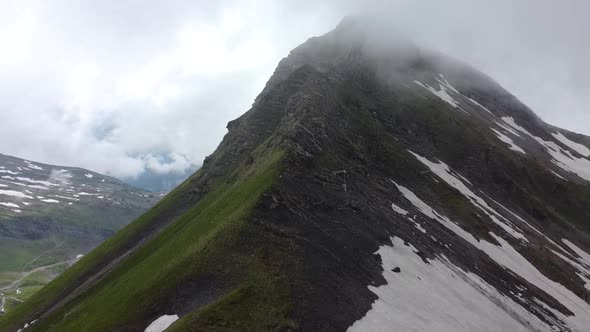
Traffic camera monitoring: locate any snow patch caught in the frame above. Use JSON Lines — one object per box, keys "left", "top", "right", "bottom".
{"left": 501, "top": 117, "right": 533, "bottom": 136}
{"left": 144, "top": 314, "right": 179, "bottom": 332}
{"left": 391, "top": 203, "right": 408, "bottom": 216}
{"left": 348, "top": 236, "right": 549, "bottom": 332}
{"left": 0, "top": 202, "right": 19, "bottom": 208}
{"left": 24, "top": 161, "right": 43, "bottom": 170}
{"left": 16, "top": 177, "right": 58, "bottom": 187}
{"left": 502, "top": 117, "right": 590, "bottom": 181}
{"left": 552, "top": 132, "right": 590, "bottom": 157}
{"left": 408, "top": 151, "right": 527, "bottom": 241}
{"left": 533, "top": 136, "right": 590, "bottom": 182}
{"left": 491, "top": 129, "right": 526, "bottom": 154}
{"left": 393, "top": 182, "right": 590, "bottom": 331}
{"left": 562, "top": 239, "right": 590, "bottom": 268}
{"left": 78, "top": 192, "right": 98, "bottom": 196}
{"left": 0, "top": 190, "right": 33, "bottom": 199}
{"left": 551, "top": 171, "right": 567, "bottom": 181}
{"left": 414, "top": 79, "right": 468, "bottom": 114}
{"left": 466, "top": 97, "right": 493, "bottom": 114}
{"left": 41, "top": 199, "right": 59, "bottom": 203}
{"left": 496, "top": 121, "right": 522, "bottom": 137}
{"left": 84, "top": 173, "right": 93, "bottom": 178}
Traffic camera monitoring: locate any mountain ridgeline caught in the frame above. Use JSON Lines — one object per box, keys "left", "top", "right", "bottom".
{"left": 3, "top": 18, "right": 590, "bottom": 331}
{"left": 0, "top": 154, "right": 159, "bottom": 316}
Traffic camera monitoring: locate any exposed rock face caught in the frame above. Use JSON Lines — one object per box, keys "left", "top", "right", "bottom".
{"left": 3, "top": 18, "right": 590, "bottom": 332}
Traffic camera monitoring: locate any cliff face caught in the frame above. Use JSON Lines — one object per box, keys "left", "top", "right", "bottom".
{"left": 3, "top": 19, "right": 590, "bottom": 332}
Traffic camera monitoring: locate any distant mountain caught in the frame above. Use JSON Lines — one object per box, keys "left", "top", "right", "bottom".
{"left": 4, "top": 18, "right": 590, "bottom": 332}
{"left": 122, "top": 167, "right": 198, "bottom": 193}
{"left": 0, "top": 153, "right": 159, "bottom": 315}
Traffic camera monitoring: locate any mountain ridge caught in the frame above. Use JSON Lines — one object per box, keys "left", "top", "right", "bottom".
{"left": 2, "top": 19, "right": 590, "bottom": 331}
{"left": 0, "top": 153, "right": 159, "bottom": 316}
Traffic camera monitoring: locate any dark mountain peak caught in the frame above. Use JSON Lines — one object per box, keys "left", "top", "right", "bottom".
{"left": 4, "top": 20, "right": 590, "bottom": 332}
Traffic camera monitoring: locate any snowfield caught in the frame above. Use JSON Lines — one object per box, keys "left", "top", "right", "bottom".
{"left": 552, "top": 132, "right": 590, "bottom": 157}
{"left": 383, "top": 181, "right": 590, "bottom": 331}
{"left": 144, "top": 314, "right": 179, "bottom": 332}
{"left": 501, "top": 117, "right": 590, "bottom": 181}
{"left": 348, "top": 236, "right": 549, "bottom": 332}
{"left": 491, "top": 128, "right": 526, "bottom": 154}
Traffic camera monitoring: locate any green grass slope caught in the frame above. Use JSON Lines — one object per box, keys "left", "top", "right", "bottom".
{"left": 0, "top": 147, "right": 292, "bottom": 331}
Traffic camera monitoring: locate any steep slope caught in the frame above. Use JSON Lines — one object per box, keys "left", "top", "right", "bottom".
{"left": 0, "top": 154, "right": 159, "bottom": 314}
{"left": 3, "top": 18, "right": 590, "bottom": 332}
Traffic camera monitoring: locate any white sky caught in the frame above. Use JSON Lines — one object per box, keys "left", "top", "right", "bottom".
{"left": 0, "top": 0, "right": 588, "bottom": 178}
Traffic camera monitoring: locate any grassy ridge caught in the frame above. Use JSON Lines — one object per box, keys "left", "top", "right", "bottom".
{"left": 0, "top": 177, "right": 193, "bottom": 331}
{"left": 1, "top": 148, "right": 288, "bottom": 331}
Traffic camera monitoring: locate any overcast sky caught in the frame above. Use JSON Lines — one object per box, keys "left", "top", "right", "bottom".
{"left": 0, "top": 0, "right": 588, "bottom": 178}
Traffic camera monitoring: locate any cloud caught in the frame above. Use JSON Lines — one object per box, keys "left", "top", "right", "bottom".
{"left": 143, "top": 153, "right": 192, "bottom": 175}
{"left": 0, "top": 0, "right": 588, "bottom": 179}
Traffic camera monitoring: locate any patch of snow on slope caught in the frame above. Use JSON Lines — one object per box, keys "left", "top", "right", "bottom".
{"left": 496, "top": 122, "right": 522, "bottom": 137}
{"left": 0, "top": 190, "right": 33, "bottom": 199}
{"left": 552, "top": 132, "right": 590, "bottom": 157}
{"left": 392, "top": 182, "right": 590, "bottom": 331}
{"left": 414, "top": 80, "right": 468, "bottom": 115}
{"left": 53, "top": 195, "right": 79, "bottom": 201}
{"left": 551, "top": 171, "right": 568, "bottom": 181}
{"left": 487, "top": 197, "right": 568, "bottom": 253}
{"left": 491, "top": 129, "right": 526, "bottom": 154}
{"left": 41, "top": 199, "right": 59, "bottom": 203}
{"left": 501, "top": 117, "right": 533, "bottom": 136}
{"left": 391, "top": 203, "right": 408, "bottom": 216}
{"left": 501, "top": 117, "right": 590, "bottom": 181}
{"left": 84, "top": 173, "right": 93, "bottom": 178}
{"left": 562, "top": 240, "right": 590, "bottom": 268}
{"left": 533, "top": 137, "right": 590, "bottom": 182}
{"left": 24, "top": 161, "right": 43, "bottom": 170}
{"left": 144, "top": 314, "right": 179, "bottom": 332}
{"left": 467, "top": 97, "right": 493, "bottom": 114}
{"left": 550, "top": 249, "right": 590, "bottom": 291}
{"left": 16, "top": 177, "right": 58, "bottom": 187}
{"left": 0, "top": 169, "right": 19, "bottom": 175}
{"left": 348, "top": 236, "right": 549, "bottom": 332}
{"left": 0, "top": 202, "right": 19, "bottom": 208}
{"left": 408, "top": 151, "right": 526, "bottom": 241}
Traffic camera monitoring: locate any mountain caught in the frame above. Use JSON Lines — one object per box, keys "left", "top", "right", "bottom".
{"left": 3, "top": 18, "right": 590, "bottom": 331}
{"left": 0, "top": 153, "right": 160, "bottom": 315}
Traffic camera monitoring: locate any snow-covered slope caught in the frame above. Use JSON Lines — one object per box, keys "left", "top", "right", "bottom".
{"left": 0, "top": 154, "right": 158, "bottom": 215}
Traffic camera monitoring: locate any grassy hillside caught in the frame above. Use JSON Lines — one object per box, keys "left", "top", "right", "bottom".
{"left": 0, "top": 147, "right": 292, "bottom": 331}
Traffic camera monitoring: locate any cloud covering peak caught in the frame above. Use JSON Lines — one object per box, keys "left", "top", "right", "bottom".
{"left": 0, "top": 0, "right": 588, "bottom": 178}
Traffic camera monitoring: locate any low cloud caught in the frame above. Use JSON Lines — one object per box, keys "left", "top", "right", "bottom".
{"left": 0, "top": 0, "right": 588, "bottom": 178}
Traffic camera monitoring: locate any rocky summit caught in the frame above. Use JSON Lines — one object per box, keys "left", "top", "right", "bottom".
{"left": 0, "top": 153, "right": 159, "bottom": 316}
{"left": 2, "top": 18, "right": 590, "bottom": 332}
